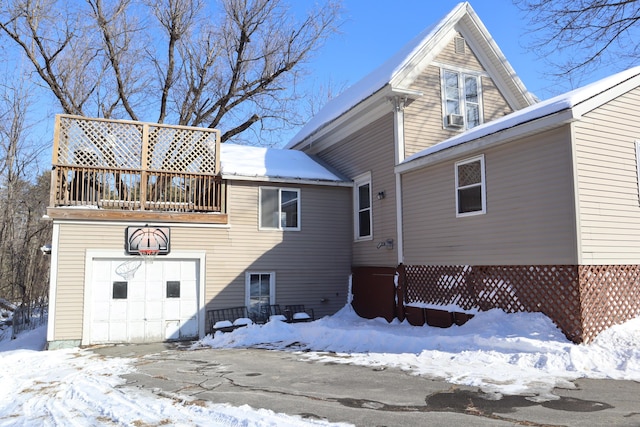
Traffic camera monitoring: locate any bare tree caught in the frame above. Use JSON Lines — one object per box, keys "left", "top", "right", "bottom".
{"left": 0, "top": 0, "right": 343, "bottom": 144}
{"left": 514, "top": 0, "right": 640, "bottom": 82}
{"left": 0, "top": 78, "right": 51, "bottom": 308}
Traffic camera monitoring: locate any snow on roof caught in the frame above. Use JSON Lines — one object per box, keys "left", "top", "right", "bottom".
{"left": 285, "top": 3, "right": 467, "bottom": 149}
{"left": 220, "top": 143, "right": 346, "bottom": 182}
{"left": 401, "top": 65, "right": 640, "bottom": 166}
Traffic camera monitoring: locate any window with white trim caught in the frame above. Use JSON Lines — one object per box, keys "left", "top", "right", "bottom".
{"left": 260, "top": 187, "right": 300, "bottom": 230}
{"left": 354, "top": 173, "right": 372, "bottom": 240}
{"left": 442, "top": 69, "right": 482, "bottom": 130}
{"left": 455, "top": 155, "right": 486, "bottom": 216}
{"left": 245, "top": 272, "right": 275, "bottom": 320}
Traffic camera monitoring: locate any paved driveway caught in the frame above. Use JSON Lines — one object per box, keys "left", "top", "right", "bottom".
{"left": 92, "top": 343, "right": 640, "bottom": 427}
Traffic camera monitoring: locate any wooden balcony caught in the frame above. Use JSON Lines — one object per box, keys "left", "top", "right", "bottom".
{"left": 47, "top": 115, "right": 227, "bottom": 224}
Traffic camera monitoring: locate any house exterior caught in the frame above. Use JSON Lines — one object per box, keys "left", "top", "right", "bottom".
{"left": 286, "top": 2, "right": 535, "bottom": 270}
{"left": 287, "top": 1, "right": 640, "bottom": 343}
{"left": 396, "top": 68, "right": 640, "bottom": 343}
{"left": 46, "top": 116, "right": 352, "bottom": 348}
{"left": 46, "top": 1, "right": 640, "bottom": 347}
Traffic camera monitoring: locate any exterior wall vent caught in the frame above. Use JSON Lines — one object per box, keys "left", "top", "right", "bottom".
{"left": 454, "top": 36, "right": 466, "bottom": 54}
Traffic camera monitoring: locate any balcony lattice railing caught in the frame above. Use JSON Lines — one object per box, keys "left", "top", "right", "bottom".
{"left": 50, "top": 115, "right": 223, "bottom": 213}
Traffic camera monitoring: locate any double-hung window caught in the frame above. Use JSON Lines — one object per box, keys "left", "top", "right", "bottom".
{"left": 354, "top": 173, "right": 372, "bottom": 240}
{"left": 260, "top": 187, "right": 300, "bottom": 230}
{"left": 455, "top": 155, "right": 486, "bottom": 217}
{"left": 442, "top": 69, "right": 482, "bottom": 130}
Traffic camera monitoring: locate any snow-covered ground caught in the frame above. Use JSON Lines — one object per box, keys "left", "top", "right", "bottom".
{"left": 1, "top": 306, "right": 640, "bottom": 426}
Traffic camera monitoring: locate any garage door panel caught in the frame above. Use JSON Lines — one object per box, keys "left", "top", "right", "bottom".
{"left": 146, "top": 301, "right": 163, "bottom": 319}
{"left": 93, "top": 301, "right": 110, "bottom": 321}
{"left": 180, "top": 261, "right": 197, "bottom": 281}
{"left": 145, "top": 265, "right": 164, "bottom": 281}
{"left": 129, "top": 321, "right": 145, "bottom": 342}
{"left": 92, "top": 322, "right": 109, "bottom": 342}
{"left": 146, "top": 320, "right": 163, "bottom": 339}
{"left": 181, "top": 280, "right": 197, "bottom": 299}
{"left": 93, "top": 282, "right": 111, "bottom": 300}
{"left": 181, "top": 317, "right": 198, "bottom": 338}
{"left": 164, "top": 299, "right": 180, "bottom": 318}
{"left": 164, "top": 265, "right": 182, "bottom": 281}
{"left": 110, "top": 322, "right": 127, "bottom": 341}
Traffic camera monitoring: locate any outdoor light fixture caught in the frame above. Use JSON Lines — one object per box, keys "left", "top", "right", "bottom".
{"left": 377, "top": 191, "right": 385, "bottom": 200}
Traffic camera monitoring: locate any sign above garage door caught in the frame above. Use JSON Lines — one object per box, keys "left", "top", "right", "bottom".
{"left": 125, "top": 226, "right": 171, "bottom": 255}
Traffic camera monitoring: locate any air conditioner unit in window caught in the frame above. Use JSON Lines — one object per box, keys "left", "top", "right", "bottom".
{"left": 446, "top": 114, "right": 464, "bottom": 128}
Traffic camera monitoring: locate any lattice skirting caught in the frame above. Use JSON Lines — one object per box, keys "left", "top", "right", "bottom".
{"left": 398, "top": 264, "right": 640, "bottom": 343}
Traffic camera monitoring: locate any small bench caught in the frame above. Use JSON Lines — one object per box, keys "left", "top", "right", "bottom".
{"left": 206, "top": 306, "right": 254, "bottom": 334}
{"left": 284, "top": 304, "right": 315, "bottom": 323}
{"left": 266, "top": 304, "right": 288, "bottom": 323}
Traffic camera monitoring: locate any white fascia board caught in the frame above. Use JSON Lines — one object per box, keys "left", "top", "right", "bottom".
{"left": 457, "top": 11, "right": 536, "bottom": 108}
{"left": 51, "top": 218, "right": 232, "bottom": 229}
{"left": 222, "top": 174, "right": 353, "bottom": 187}
{"left": 390, "top": 26, "right": 458, "bottom": 87}
{"left": 395, "top": 109, "right": 577, "bottom": 174}
{"left": 298, "top": 86, "right": 421, "bottom": 155}
{"left": 571, "top": 74, "right": 640, "bottom": 117}
{"left": 291, "top": 86, "right": 391, "bottom": 152}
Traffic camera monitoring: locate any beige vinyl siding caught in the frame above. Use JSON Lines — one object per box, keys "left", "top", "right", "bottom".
{"left": 573, "top": 86, "right": 640, "bottom": 264}
{"left": 402, "top": 126, "right": 578, "bottom": 265}
{"left": 434, "top": 32, "right": 484, "bottom": 71}
{"left": 482, "top": 76, "right": 513, "bottom": 122}
{"left": 404, "top": 66, "right": 512, "bottom": 158}
{"left": 52, "top": 182, "right": 351, "bottom": 340}
{"left": 225, "top": 182, "right": 352, "bottom": 317}
{"left": 316, "top": 114, "right": 399, "bottom": 267}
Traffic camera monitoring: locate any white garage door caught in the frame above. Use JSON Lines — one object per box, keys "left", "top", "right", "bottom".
{"left": 90, "top": 258, "right": 199, "bottom": 344}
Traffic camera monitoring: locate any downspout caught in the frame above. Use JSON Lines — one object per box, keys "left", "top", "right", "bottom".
{"left": 392, "top": 96, "right": 407, "bottom": 264}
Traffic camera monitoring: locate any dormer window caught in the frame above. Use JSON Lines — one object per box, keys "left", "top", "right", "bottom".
{"left": 442, "top": 69, "right": 482, "bottom": 130}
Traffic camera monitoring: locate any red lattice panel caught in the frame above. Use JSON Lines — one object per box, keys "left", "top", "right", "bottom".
{"left": 402, "top": 265, "right": 583, "bottom": 342}
{"left": 404, "top": 265, "right": 475, "bottom": 310}
{"left": 579, "top": 265, "right": 640, "bottom": 343}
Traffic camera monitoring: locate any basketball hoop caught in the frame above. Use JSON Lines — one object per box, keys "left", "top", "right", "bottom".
{"left": 139, "top": 248, "right": 160, "bottom": 264}
{"left": 115, "top": 260, "right": 142, "bottom": 280}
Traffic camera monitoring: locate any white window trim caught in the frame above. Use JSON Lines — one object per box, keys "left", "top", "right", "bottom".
{"left": 353, "top": 172, "right": 373, "bottom": 241}
{"left": 244, "top": 271, "right": 276, "bottom": 307}
{"left": 441, "top": 68, "right": 483, "bottom": 130}
{"left": 455, "top": 155, "right": 486, "bottom": 217}
{"left": 258, "top": 187, "right": 301, "bottom": 231}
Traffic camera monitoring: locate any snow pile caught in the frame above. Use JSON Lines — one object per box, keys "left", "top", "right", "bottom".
{"left": 2, "top": 307, "right": 639, "bottom": 425}
{"left": 0, "top": 327, "right": 348, "bottom": 426}
{"left": 200, "top": 306, "right": 640, "bottom": 401}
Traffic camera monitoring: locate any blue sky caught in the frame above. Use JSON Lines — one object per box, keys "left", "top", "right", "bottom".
{"left": 297, "top": 0, "right": 623, "bottom": 103}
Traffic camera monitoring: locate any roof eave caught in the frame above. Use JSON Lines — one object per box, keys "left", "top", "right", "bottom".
{"left": 290, "top": 85, "right": 422, "bottom": 153}
{"left": 395, "top": 109, "right": 577, "bottom": 174}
